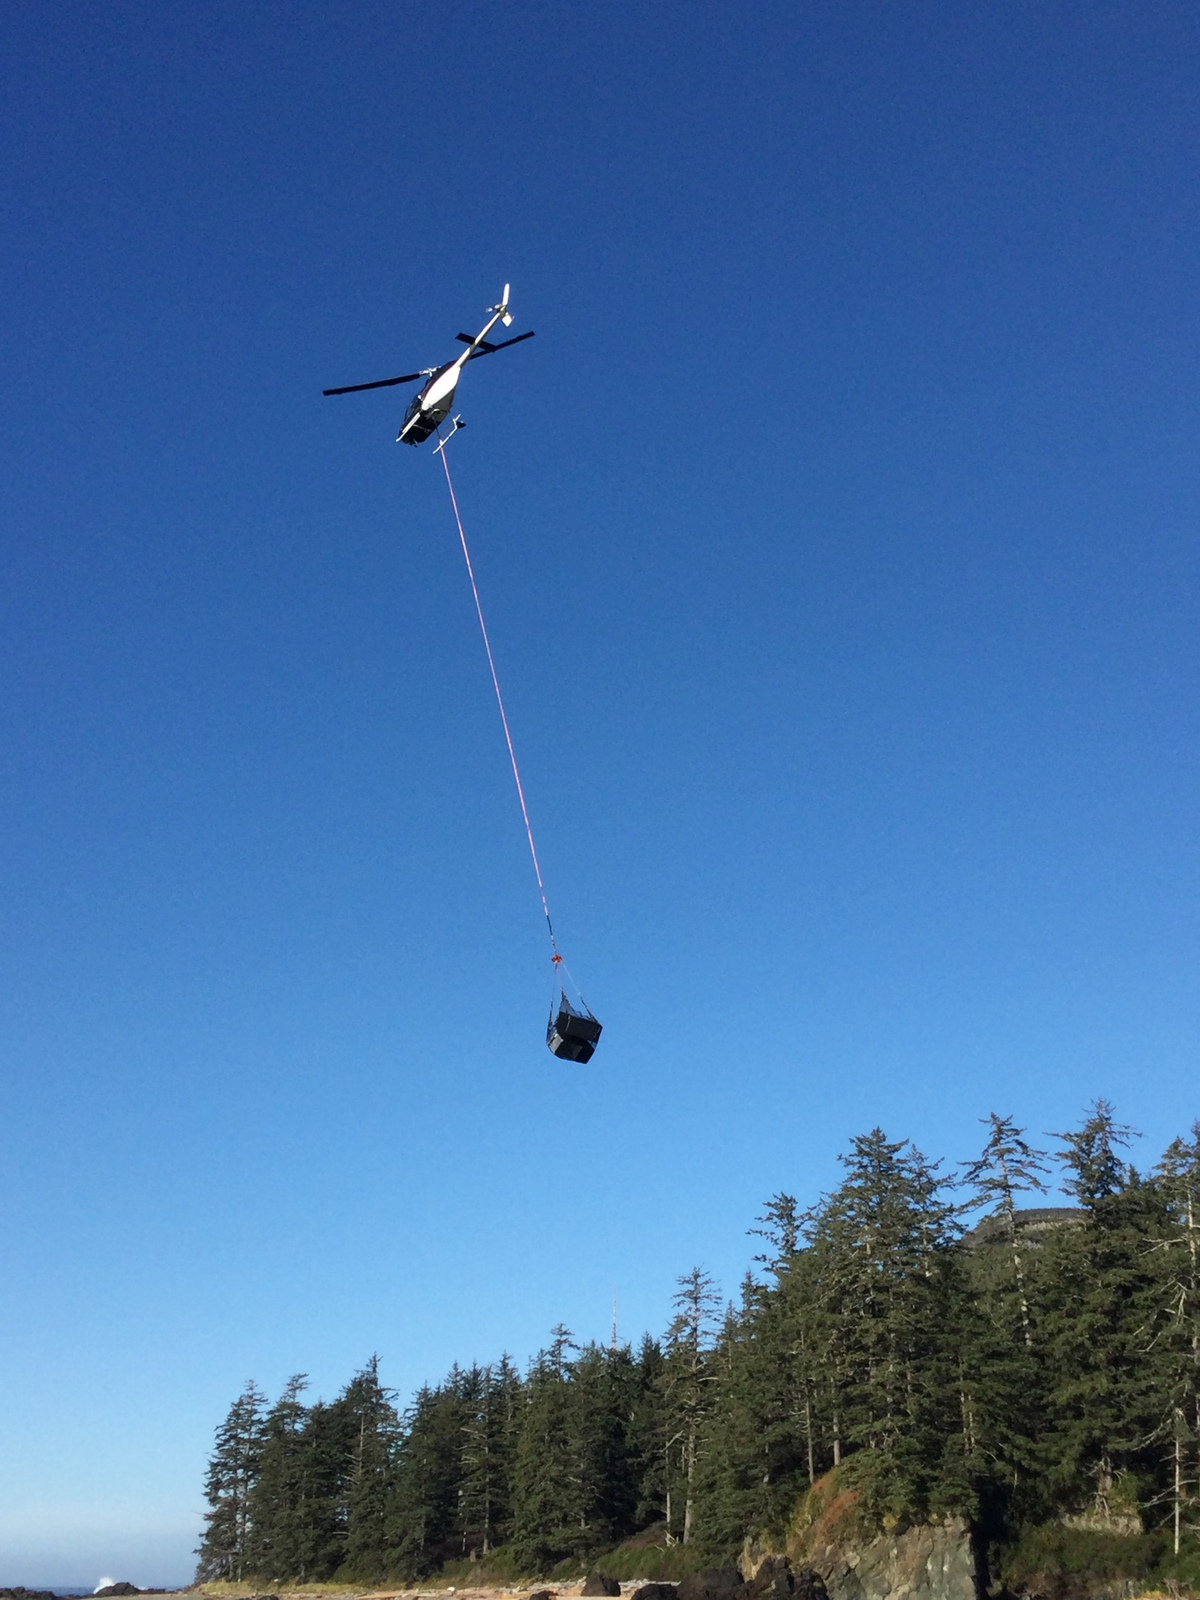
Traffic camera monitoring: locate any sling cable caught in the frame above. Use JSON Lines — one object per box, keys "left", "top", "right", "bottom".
{"left": 437, "top": 441, "right": 601, "bottom": 1063}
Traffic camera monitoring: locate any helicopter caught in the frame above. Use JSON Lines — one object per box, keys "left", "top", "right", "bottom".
{"left": 322, "top": 285, "right": 535, "bottom": 445}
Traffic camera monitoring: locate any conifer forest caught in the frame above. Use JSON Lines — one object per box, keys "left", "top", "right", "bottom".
{"left": 197, "top": 1104, "right": 1200, "bottom": 1591}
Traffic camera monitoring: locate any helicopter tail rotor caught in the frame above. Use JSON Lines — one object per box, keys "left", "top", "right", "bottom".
{"left": 491, "top": 283, "right": 514, "bottom": 326}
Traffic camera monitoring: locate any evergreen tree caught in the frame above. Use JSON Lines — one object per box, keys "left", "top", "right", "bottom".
{"left": 690, "top": 1272, "right": 804, "bottom": 1560}
{"left": 961, "top": 1113, "right": 1050, "bottom": 1344}
{"left": 568, "top": 1342, "right": 640, "bottom": 1549}
{"left": 749, "top": 1194, "right": 801, "bottom": 1278}
{"left": 957, "top": 1234, "right": 1049, "bottom": 1529}
{"left": 661, "top": 1268, "right": 722, "bottom": 1544}
{"left": 1150, "top": 1125, "right": 1200, "bottom": 1552}
{"left": 389, "top": 1372, "right": 472, "bottom": 1576}
{"left": 341, "top": 1356, "right": 402, "bottom": 1578}
{"left": 1039, "top": 1107, "right": 1160, "bottom": 1524}
{"left": 510, "top": 1326, "right": 583, "bottom": 1569}
{"left": 458, "top": 1356, "right": 522, "bottom": 1555}
{"left": 626, "top": 1333, "right": 670, "bottom": 1530}
{"left": 804, "top": 1129, "right": 963, "bottom": 1519}
{"left": 759, "top": 1253, "right": 826, "bottom": 1492}
{"left": 1052, "top": 1099, "right": 1139, "bottom": 1213}
{"left": 196, "top": 1381, "right": 266, "bottom": 1581}
{"left": 297, "top": 1395, "right": 366, "bottom": 1578}
{"left": 243, "top": 1375, "right": 313, "bottom": 1579}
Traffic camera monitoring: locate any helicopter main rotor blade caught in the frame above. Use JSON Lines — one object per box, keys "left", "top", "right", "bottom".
{"left": 322, "top": 371, "right": 425, "bottom": 396}
{"left": 465, "top": 329, "right": 536, "bottom": 359}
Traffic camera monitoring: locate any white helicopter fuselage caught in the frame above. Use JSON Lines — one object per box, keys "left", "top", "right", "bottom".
{"left": 397, "top": 302, "right": 512, "bottom": 445}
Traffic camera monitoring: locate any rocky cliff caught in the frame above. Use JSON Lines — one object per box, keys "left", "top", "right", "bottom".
{"left": 743, "top": 1472, "right": 982, "bottom": 1600}
{"left": 800, "top": 1516, "right": 979, "bottom": 1600}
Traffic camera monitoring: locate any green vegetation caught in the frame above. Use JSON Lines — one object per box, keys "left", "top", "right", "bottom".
{"left": 996, "top": 1524, "right": 1163, "bottom": 1590}
{"left": 588, "top": 1537, "right": 703, "bottom": 1582}
{"left": 197, "top": 1103, "right": 1200, "bottom": 1593}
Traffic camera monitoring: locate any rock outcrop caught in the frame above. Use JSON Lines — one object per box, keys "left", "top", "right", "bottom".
{"left": 683, "top": 1556, "right": 828, "bottom": 1600}
{"left": 584, "top": 1578, "right": 622, "bottom": 1597}
{"left": 769, "top": 1472, "right": 982, "bottom": 1600}
{"left": 748, "top": 1561, "right": 812, "bottom": 1600}
{"left": 678, "top": 1571, "right": 743, "bottom": 1600}
{"left": 807, "top": 1518, "right": 978, "bottom": 1600}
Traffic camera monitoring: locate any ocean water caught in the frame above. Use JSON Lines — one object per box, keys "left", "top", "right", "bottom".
{"left": 0, "top": 1580, "right": 173, "bottom": 1593}
{"left": 2, "top": 1590, "right": 101, "bottom": 1596}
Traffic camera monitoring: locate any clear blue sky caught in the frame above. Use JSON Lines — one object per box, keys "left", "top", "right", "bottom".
{"left": 2, "top": 0, "right": 1199, "bottom": 1584}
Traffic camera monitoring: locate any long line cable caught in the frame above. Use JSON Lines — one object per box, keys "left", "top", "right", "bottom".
{"left": 438, "top": 442, "right": 561, "bottom": 966}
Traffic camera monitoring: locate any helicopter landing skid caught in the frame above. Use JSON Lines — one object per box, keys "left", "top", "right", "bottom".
{"left": 432, "top": 416, "right": 465, "bottom": 455}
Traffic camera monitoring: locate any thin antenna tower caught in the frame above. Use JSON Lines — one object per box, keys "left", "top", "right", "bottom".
{"left": 611, "top": 1293, "right": 618, "bottom": 1351}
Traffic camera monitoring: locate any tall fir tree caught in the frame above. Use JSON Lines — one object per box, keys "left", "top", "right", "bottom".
{"left": 803, "top": 1129, "right": 964, "bottom": 1519}
{"left": 389, "top": 1372, "right": 473, "bottom": 1576}
{"left": 510, "top": 1326, "right": 583, "bottom": 1569}
{"left": 661, "top": 1268, "right": 723, "bottom": 1544}
{"left": 1149, "top": 1125, "right": 1200, "bottom": 1552}
{"left": 567, "top": 1342, "right": 640, "bottom": 1550}
{"left": 341, "top": 1357, "right": 402, "bottom": 1578}
{"left": 1039, "top": 1105, "right": 1160, "bottom": 1524}
{"left": 458, "top": 1357, "right": 522, "bottom": 1556}
{"left": 961, "top": 1114, "right": 1051, "bottom": 1345}
{"left": 627, "top": 1333, "right": 670, "bottom": 1531}
{"left": 196, "top": 1381, "right": 266, "bottom": 1581}
{"left": 243, "top": 1375, "right": 314, "bottom": 1579}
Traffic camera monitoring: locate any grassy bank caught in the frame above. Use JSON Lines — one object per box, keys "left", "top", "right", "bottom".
{"left": 995, "top": 1525, "right": 1200, "bottom": 1598}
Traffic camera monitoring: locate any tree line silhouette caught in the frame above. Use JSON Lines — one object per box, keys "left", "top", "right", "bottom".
{"left": 197, "top": 1103, "right": 1200, "bottom": 1587}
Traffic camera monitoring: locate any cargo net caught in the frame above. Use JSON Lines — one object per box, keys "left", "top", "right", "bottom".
{"left": 547, "top": 990, "right": 603, "bottom": 1064}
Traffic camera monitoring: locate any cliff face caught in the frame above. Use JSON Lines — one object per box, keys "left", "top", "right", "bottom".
{"left": 799, "top": 1515, "right": 979, "bottom": 1600}
{"left": 744, "top": 1472, "right": 982, "bottom": 1600}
